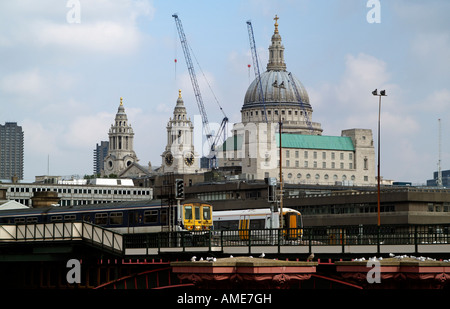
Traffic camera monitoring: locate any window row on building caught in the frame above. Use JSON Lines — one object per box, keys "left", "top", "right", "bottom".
{"left": 285, "top": 150, "right": 353, "bottom": 160}
{"left": 297, "top": 203, "right": 396, "bottom": 216}
{"left": 242, "top": 108, "right": 310, "bottom": 123}
{"left": 3, "top": 184, "right": 152, "bottom": 207}
{"left": 8, "top": 185, "right": 151, "bottom": 196}
{"left": 282, "top": 160, "right": 355, "bottom": 169}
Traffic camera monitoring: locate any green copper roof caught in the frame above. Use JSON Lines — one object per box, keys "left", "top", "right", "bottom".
{"left": 218, "top": 133, "right": 355, "bottom": 151}
{"left": 277, "top": 134, "right": 355, "bottom": 151}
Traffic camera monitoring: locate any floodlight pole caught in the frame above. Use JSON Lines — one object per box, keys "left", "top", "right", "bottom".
{"left": 372, "top": 89, "right": 386, "bottom": 227}
{"left": 279, "top": 118, "right": 283, "bottom": 229}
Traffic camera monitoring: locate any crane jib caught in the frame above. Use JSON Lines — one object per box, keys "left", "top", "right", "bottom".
{"left": 172, "top": 14, "right": 229, "bottom": 168}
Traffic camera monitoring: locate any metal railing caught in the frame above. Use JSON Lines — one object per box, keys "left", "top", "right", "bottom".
{"left": 123, "top": 224, "right": 450, "bottom": 252}
{"left": 3, "top": 222, "right": 449, "bottom": 256}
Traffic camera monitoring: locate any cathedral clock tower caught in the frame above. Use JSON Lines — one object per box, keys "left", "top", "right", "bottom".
{"left": 161, "top": 90, "right": 197, "bottom": 174}
{"left": 103, "top": 97, "right": 139, "bottom": 176}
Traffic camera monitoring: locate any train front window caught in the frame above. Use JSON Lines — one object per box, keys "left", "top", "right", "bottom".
{"left": 184, "top": 206, "right": 192, "bottom": 220}
{"left": 202, "top": 206, "right": 211, "bottom": 220}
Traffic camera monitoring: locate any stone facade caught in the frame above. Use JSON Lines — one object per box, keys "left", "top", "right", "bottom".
{"left": 217, "top": 16, "right": 375, "bottom": 186}
{"left": 161, "top": 90, "right": 198, "bottom": 174}
{"left": 219, "top": 127, "right": 375, "bottom": 186}
{"left": 103, "top": 97, "right": 139, "bottom": 176}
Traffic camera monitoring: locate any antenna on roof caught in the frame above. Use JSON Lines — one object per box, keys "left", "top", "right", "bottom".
{"left": 437, "top": 118, "right": 442, "bottom": 187}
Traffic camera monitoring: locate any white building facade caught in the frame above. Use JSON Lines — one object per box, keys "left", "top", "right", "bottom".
{"left": 218, "top": 16, "right": 376, "bottom": 186}
{"left": 2, "top": 180, "right": 152, "bottom": 207}
{"left": 161, "top": 90, "right": 198, "bottom": 174}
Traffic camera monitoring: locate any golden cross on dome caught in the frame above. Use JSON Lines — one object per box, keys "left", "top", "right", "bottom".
{"left": 178, "top": 89, "right": 182, "bottom": 98}
{"left": 120, "top": 97, "right": 123, "bottom": 106}
{"left": 274, "top": 15, "right": 279, "bottom": 33}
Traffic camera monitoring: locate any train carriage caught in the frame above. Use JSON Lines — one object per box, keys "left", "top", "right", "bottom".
{"left": 213, "top": 207, "right": 303, "bottom": 240}
{"left": 0, "top": 199, "right": 213, "bottom": 234}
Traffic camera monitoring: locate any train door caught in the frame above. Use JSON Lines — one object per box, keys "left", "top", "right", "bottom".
{"left": 127, "top": 210, "right": 139, "bottom": 234}
{"left": 264, "top": 214, "right": 271, "bottom": 229}
{"left": 285, "top": 212, "right": 299, "bottom": 240}
{"left": 194, "top": 205, "right": 201, "bottom": 230}
{"left": 239, "top": 215, "right": 250, "bottom": 240}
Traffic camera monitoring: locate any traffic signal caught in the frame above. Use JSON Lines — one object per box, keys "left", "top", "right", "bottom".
{"left": 175, "top": 179, "right": 185, "bottom": 199}
{"left": 266, "top": 177, "right": 276, "bottom": 202}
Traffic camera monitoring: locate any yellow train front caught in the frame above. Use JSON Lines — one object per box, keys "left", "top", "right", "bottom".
{"left": 181, "top": 201, "right": 213, "bottom": 231}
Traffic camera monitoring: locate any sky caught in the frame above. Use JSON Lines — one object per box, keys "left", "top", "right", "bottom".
{"left": 0, "top": 0, "right": 449, "bottom": 184}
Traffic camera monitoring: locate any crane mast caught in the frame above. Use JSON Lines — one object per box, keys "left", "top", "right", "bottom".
{"left": 437, "top": 118, "right": 442, "bottom": 187}
{"left": 172, "top": 13, "right": 228, "bottom": 168}
{"left": 173, "top": 14, "right": 212, "bottom": 142}
{"left": 246, "top": 20, "right": 267, "bottom": 123}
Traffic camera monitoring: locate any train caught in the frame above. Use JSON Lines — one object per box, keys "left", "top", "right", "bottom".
{"left": 0, "top": 199, "right": 213, "bottom": 234}
{"left": 212, "top": 207, "right": 303, "bottom": 239}
{"left": 0, "top": 199, "right": 303, "bottom": 240}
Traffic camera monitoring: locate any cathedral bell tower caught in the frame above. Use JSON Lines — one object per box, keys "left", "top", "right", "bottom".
{"left": 103, "top": 97, "right": 139, "bottom": 176}
{"left": 161, "top": 90, "right": 197, "bottom": 174}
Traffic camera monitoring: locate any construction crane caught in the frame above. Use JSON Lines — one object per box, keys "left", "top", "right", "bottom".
{"left": 172, "top": 13, "right": 228, "bottom": 168}
{"left": 287, "top": 72, "right": 314, "bottom": 134}
{"left": 246, "top": 20, "right": 267, "bottom": 123}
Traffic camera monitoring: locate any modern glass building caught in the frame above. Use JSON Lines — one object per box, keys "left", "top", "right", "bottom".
{"left": 93, "top": 141, "right": 109, "bottom": 175}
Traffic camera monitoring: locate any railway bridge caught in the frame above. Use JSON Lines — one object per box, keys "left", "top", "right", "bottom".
{"left": 1, "top": 221, "right": 450, "bottom": 288}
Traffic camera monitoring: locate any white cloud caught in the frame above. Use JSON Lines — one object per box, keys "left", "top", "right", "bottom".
{"left": 310, "top": 52, "right": 425, "bottom": 182}
{"left": 32, "top": 20, "right": 142, "bottom": 54}
{"left": 64, "top": 112, "right": 113, "bottom": 149}
{"left": 0, "top": 69, "right": 47, "bottom": 97}
{"left": 0, "top": 69, "right": 77, "bottom": 100}
{"left": 22, "top": 119, "right": 62, "bottom": 157}
{"left": 156, "top": 103, "right": 172, "bottom": 113}
{"left": 0, "top": 0, "right": 155, "bottom": 54}
{"left": 311, "top": 53, "right": 401, "bottom": 133}
{"left": 335, "top": 53, "right": 390, "bottom": 111}
{"left": 420, "top": 89, "right": 450, "bottom": 113}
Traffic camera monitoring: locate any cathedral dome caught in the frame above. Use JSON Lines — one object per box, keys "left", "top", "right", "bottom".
{"left": 240, "top": 15, "right": 322, "bottom": 135}
{"left": 243, "top": 70, "right": 310, "bottom": 110}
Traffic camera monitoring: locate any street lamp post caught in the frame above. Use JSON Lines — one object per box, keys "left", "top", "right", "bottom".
{"left": 372, "top": 89, "right": 386, "bottom": 227}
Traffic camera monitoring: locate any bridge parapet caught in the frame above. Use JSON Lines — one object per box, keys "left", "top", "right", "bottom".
{"left": 0, "top": 222, "right": 123, "bottom": 254}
